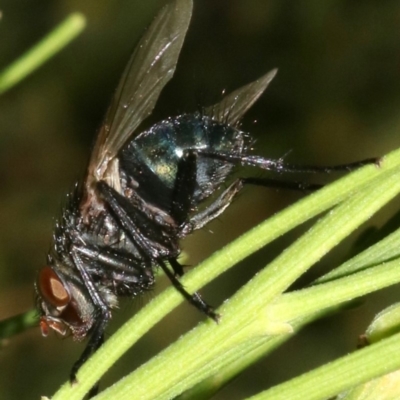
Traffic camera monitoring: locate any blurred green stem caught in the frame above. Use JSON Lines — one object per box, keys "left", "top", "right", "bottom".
{"left": 0, "top": 310, "right": 38, "bottom": 341}
{"left": 0, "top": 12, "right": 86, "bottom": 94}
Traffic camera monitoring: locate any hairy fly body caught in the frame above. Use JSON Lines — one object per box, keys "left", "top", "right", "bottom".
{"left": 34, "top": 0, "right": 377, "bottom": 395}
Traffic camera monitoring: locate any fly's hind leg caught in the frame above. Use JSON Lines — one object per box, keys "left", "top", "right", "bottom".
{"left": 181, "top": 176, "right": 322, "bottom": 235}
{"left": 197, "top": 150, "right": 380, "bottom": 174}
{"left": 181, "top": 148, "right": 379, "bottom": 234}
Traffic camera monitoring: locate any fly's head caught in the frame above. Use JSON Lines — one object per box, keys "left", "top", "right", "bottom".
{"left": 35, "top": 265, "right": 95, "bottom": 341}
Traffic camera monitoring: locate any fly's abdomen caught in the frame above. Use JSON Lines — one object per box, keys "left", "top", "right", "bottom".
{"left": 119, "top": 113, "right": 245, "bottom": 208}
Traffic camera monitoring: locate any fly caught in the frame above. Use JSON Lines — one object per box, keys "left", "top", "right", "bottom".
{"left": 34, "top": 0, "right": 378, "bottom": 396}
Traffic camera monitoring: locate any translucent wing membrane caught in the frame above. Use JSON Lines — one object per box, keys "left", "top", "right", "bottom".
{"left": 205, "top": 69, "right": 277, "bottom": 126}
{"left": 87, "top": 0, "right": 193, "bottom": 188}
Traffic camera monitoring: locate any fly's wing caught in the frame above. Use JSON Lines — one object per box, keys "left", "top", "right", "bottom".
{"left": 205, "top": 69, "right": 277, "bottom": 126}
{"left": 87, "top": 0, "right": 193, "bottom": 191}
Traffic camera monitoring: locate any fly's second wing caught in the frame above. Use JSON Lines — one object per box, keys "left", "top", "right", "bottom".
{"left": 205, "top": 69, "right": 278, "bottom": 126}
{"left": 85, "top": 0, "right": 193, "bottom": 202}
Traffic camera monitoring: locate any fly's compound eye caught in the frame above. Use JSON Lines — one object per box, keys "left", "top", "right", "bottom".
{"left": 38, "top": 266, "right": 70, "bottom": 308}
{"left": 37, "top": 266, "right": 87, "bottom": 338}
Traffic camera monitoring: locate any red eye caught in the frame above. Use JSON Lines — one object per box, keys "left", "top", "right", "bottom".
{"left": 38, "top": 266, "right": 70, "bottom": 307}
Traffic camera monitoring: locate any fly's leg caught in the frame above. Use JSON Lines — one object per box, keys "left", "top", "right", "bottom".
{"left": 170, "top": 149, "right": 198, "bottom": 225}
{"left": 68, "top": 243, "right": 155, "bottom": 395}
{"left": 96, "top": 180, "right": 217, "bottom": 320}
{"left": 168, "top": 150, "right": 219, "bottom": 320}
{"left": 181, "top": 176, "right": 321, "bottom": 235}
{"left": 169, "top": 256, "right": 185, "bottom": 277}
{"left": 180, "top": 179, "right": 242, "bottom": 236}
{"left": 71, "top": 333, "right": 103, "bottom": 398}
{"left": 97, "top": 181, "right": 174, "bottom": 260}
{"left": 197, "top": 150, "right": 380, "bottom": 174}
{"left": 168, "top": 257, "right": 218, "bottom": 320}
{"left": 73, "top": 244, "right": 155, "bottom": 289}
{"left": 168, "top": 148, "right": 325, "bottom": 232}
{"left": 160, "top": 259, "right": 220, "bottom": 321}
{"left": 69, "top": 248, "right": 111, "bottom": 395}
{"left": 168, "top": 149, "right": 324, "bottom": 314}
{"left": 178, "top": 149, "right": 379, "bottom": 233}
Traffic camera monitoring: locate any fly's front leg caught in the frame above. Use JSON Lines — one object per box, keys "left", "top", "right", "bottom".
{"left": 74, "top": 243, "right": 155, "bottom": 292}
{"left": 96, "top": 181, "right": 175, "bottom": 259}
{"left": 69, "top": 247, "right": 111, "bottom": 396}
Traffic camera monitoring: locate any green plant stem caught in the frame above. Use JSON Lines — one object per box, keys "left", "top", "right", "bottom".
{"left": 0, "top": 310, "right": 38, "bottom": 340}
{"left": 249, "top": 331, "right": 400, "bottom": 400}
{"left": 271, "top": 258, "right": 400, "bottom": 322}
{"left": 317, "top": 222, "right": 400, "bottom": 284}
{"left": 0, "top": 13, "right": 86, "bottom": 94}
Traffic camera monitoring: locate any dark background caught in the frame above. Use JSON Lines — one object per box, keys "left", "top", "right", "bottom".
{"left": 1, "top": 1, "right": 400, "bottom": 399}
